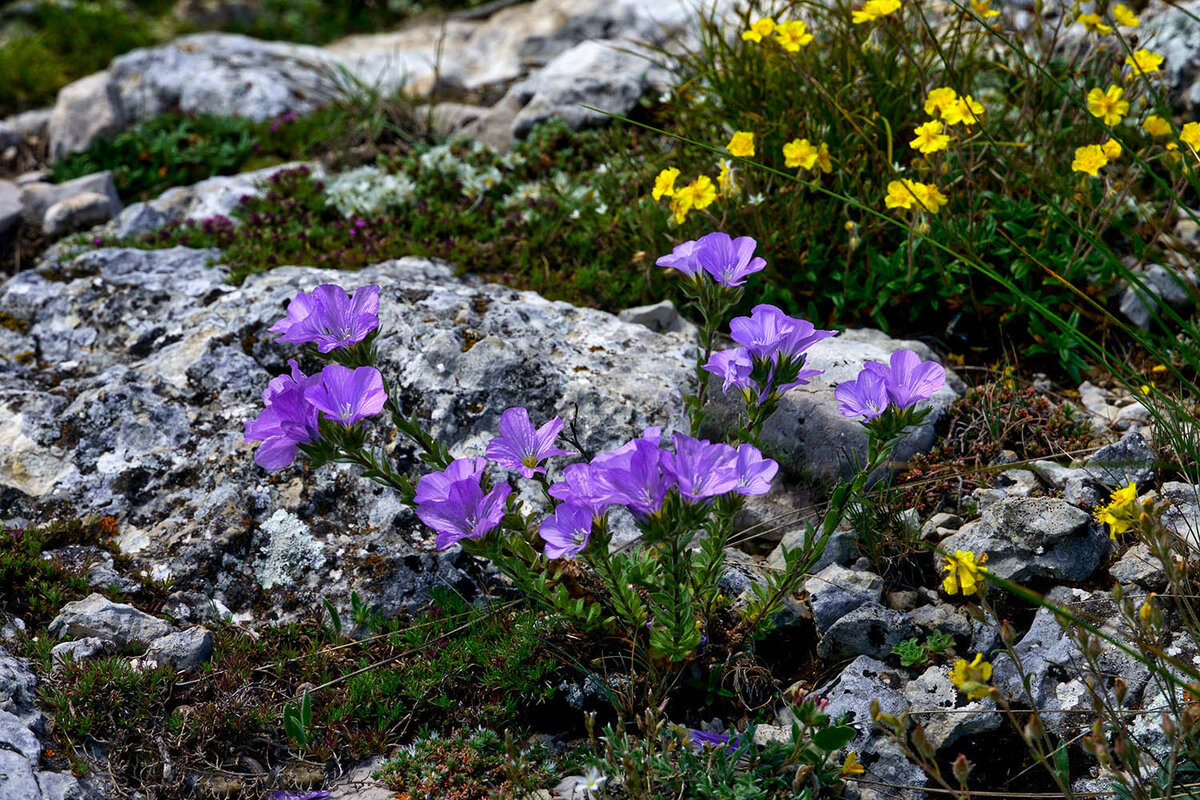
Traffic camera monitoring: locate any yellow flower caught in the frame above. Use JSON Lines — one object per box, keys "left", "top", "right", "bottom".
{"left": 1072, "top": 144, "right": 1109, "bottom": 176}
{"left": 1143, "top": 115, "right": 1172, "bottom": 137}
{"left": 841, "top": 751, "right": 865, "bottom": 776}
{"left": 971, "top": 0, "right": 1000, "bottom": 18}
{"left": 924, "top": 87, "right": 959, "bottom": 117}
{"left": 741, "top": 16, "right": 776, "bottom": 42}
{"left": 815, "top": 142, "right": 833, "bottom": 173}
{"left": 884, "top": 179, "right": 947, "bottom": 213}
{"left": 669, "top": 176, "right": 717, "bottom": 223}
{"left": 1086, "top": 85, "right": 1130, "bottom": 126}
{"left": 852, "top": 0, "right": 902, "bottom": 24}
{"left": 652, "top": 167, "right": 680, "bottom": 200}
{"left": 1140, "top": 384, "right": 1152, "bottom": 395}
{"left": 1094, "top": 482, "right": 1139, "bottom": 538}
{"left": 1126, "top": 49, "right": 1164, "bottom": 76}
{"left": 1077, "top": 12, "right": 1112, "bottom": 34}
{"left": 727, "top": 131, "right": 755, "bottom": 158}
{"left": 942, "top": 550, "right": 988, "bottom": 596}
{"left": 774, "top": 19, "right": 814, "bottom": 50}
{"left": 783, "top": 138, "right": 820, "bottom": 169}
{"left": 950, "top": 654, "right": 993, "bottom": 700}
{"left": 942, "top": 95, "right": 984, "bottom": 126}
{"left": 1101, "top": 138, "right": 1122, "bottom": 159}
{"left": 1181, "top": 121, "right": 1200, "bottom": 150}
{"left": 1113, "top": 3, "right": 1139, "bottom": 26}
{"left": 716, "top": 159, "right": 739, "bottom": 194}
{"left": 911, "top": 120, "right": 951, "bottom": 154}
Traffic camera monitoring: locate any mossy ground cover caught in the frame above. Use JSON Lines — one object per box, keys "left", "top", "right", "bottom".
{"left": 2, "top": 518, "right": 583, "bottom": 796}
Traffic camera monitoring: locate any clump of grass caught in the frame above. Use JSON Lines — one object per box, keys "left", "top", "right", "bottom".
{"left": 375, "top": 726, "right": 571, "bottom": 799}
{"left": 0, "top": 1, "right": 157, "bottom": 117}
{"left": 0, "top": 516, "right": 123, "bottom": 628}
{"left": 27, "top": 589, "right": 573, "bottom": 794}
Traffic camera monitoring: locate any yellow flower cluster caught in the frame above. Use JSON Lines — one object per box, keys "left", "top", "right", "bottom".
{"left": 782, "top": 138, "right": 833, "bottom": 172}
{"left": 1094, "top": 482, "right": 1139, "bottom": 538}
{"left": 950, "top": 654, "right": 993, "bottom": 700}
{"left": 727, "top": 131, "right": 755, "bottom": 158}
{"left": 942, "top": 549, "right": 987, "bottom": 596}
{"left": 1182, "top": 122, "right": 1200, "bottom": 152}
{"left": 653, "top": 168, "right": 717, "bottom": 224}
{"left": 970, "top": 0, "right": 999, "bottom": 19}
{"left": 923, "top": 86, "right": 984, "bottom": 130}
{"left": 1126, "top": 49, "right": 1164, "bottom": 76}
{"left": 852, "top": 0, "right": 901, "bottom": 24}
{"left": 1086, "top": 85, "right": 1129, "bottom": 126}
{"left": 741, "top": 17, "right": 814, "bottom": 51}
{"left": 885, "top": 179, "right": 948, "bottom": 214}
{"left": 1072, "top": 140, "right": 1122, "bottom": 177}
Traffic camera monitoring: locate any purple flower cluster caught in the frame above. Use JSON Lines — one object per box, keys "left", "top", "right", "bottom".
{"left": 703, "top": 305, "right": 836, "bottom": 404}
{"left": 415, "top": 457, "right": 512, "bottom": 550}
{"left": 270, "top": 283, "right": 380, "bottom": 353}
{"left": 684, "top": 728, "right": 741, "bottom": 754}
{"left": 539, "top": 431, "right": 778, "bottom": 559}
{"left": 835, "top": 349, "right": 947, "bottom": 420}
{"left": 244, "top": 362, "right": 387, "bottom": 470}
{"left": 656, "top": 232, "right": 766, "bottom": 287}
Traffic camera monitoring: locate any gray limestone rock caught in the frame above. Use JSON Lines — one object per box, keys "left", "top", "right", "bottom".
{"left": 50, "top": 637, "right": 115, "bottom": 667}
{"left": 42, "top": 192, "right": 114, "bottom": 237}
{"left": 817, "top": 603, "right": 920, "bottom": 659}
{"left": 1142, "top": 0, "right": 1200, "bottom": 111}
{"left": 1162, "top": 482, "right": 1200, "bottom": 546}
{"left": 903, "top": 665, "right": 1000, "bottom": 750}
{"left": 20, "top": 171, "right": 122, "bottom": 228}
{"left": 47, "top": 71, "right": 126, "bottom": 161}
{"left": 1083, "top": 430, "right": 1156, "bottom": 489}
{"left": 816, "top": 656, "right": 927, "bottom": 800}
{"left": 0, "top": 180, "right": 20, "bottom": 237}
{"left": 939, "top": 497, "right": 1108, "bottom": 583}
{"left": 804, "top": 563, "right": 884, "bottom": 632}
{"left": 143, "top": 627, "right": 214, "bottom": 672}
{"left": 1109, "top": 543, "right": 1167, "bottom": 590}
{"left": 48, "top": 594, "right": 173, "bottom": 649}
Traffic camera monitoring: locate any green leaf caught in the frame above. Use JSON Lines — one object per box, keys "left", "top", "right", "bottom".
{"left": 812, "top": 725, "right": 857, "bottom": 753}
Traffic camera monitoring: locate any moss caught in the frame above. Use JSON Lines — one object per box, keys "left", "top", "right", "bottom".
{"left": 26, "top": 590, "right": 575, "bottom": 796}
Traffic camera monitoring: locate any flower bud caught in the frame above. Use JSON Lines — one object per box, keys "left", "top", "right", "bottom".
{"left": 1162, "top": 713, "right": 1177, "bottom": 738}
{"left": 952, "top": 753, "right": 974, "bottom": 783}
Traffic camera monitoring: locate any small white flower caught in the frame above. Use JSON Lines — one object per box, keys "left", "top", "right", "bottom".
{"left": 747, "top": 192, "right": 766, "bottom": 206}
{"left": 582, "top": 766, "right": 607, "bottom": 794}
{"left": 595, "top": 202, "right": 608, "bottom": 215}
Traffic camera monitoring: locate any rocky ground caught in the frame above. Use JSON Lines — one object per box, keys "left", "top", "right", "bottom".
{"left": 4, "top": 0, "right": 1200, "bottom": 799}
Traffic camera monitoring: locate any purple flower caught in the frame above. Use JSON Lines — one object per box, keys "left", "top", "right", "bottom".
{"left": 304, "top": 365, "right": 387, "bottom": 426}
{"left": 270, "top": 792, "right": 330, "bottom": 800}
{"left": 270, "top": 284, "right": 380, "bottom": 353}
{"left": 655, "top": 238, "right": 705, "bottom": 277}
{"left": 835, "top": 369, "right": 890, "bottom": 420}
{"left": 539, "top": 503, "right": 594, "bottom": 559}
{"left": 416, "top": 462, "right": 511, "bottom": 550}
{"left": 244, "top": 360, "right": 321, "bottom": 470}
{"left": 729, "top": 305, "right": 836, "bottom": 362}
{"left": 594, "top": 437, "right": 673, "bottom": 517}
{"left": 694, "top": 232, "right": 767, "bottom": 287}
{"left": 415, "top": 457, "right": 487, "bottom": 504}
{"left": 684, "top": 729, "right": 740, "bottom": 754}
{"left": 702, "top": 348, "right": 755, "bottom": 397}
{"left": 862, "top": 349, "right": 947, "bottom": 409}
{"left": 733, "top": 444, "right": 778, "bottom": 496}
{"left": 485, "top": 407, "right": 574, "bottom": 478}
{"left": 659, "top": 434, "right": 739, "bottom": 503}
{"left": 548, "top": 462, "right": 617, "bottom": 518}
